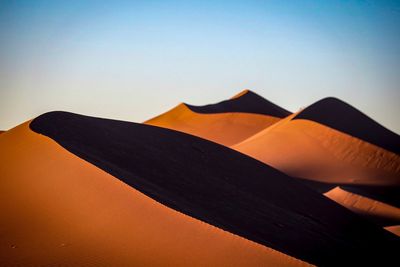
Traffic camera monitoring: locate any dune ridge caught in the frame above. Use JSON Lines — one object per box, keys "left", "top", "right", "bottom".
{"left": 294, "top": 97, "right": 400, "bottom": 154}
{"left": 145, "top": 90, "right": 290, "bottom": 146}
{"left": 185, "top": 90, "right": 291, "bottom": 117}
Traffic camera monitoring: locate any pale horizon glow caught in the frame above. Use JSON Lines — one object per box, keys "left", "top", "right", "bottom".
{"left": 1, "top": 0, "right": 399, "bottom": 134}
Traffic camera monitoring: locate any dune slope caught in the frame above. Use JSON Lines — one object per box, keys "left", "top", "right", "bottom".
{"left": 233, "top": 98, "right": 400, "bottom": 229}
{"left": 294, "top": 97, "right": 400, "bottom": 154}
{"left": 26, "top": 111, "right": 400, "bottom": 266}
{"left": 0, "top": 121, "right": 309, "bottom": 267}
{"left": 234, "top": 98, "right": 400, "bottom": 186}
{"left": 145, "top": 90, "right": 290, "bottom": 146}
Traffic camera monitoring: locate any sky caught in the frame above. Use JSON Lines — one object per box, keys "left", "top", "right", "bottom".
{"left": 0, "top": 0, "right": 399, "bottom": 133}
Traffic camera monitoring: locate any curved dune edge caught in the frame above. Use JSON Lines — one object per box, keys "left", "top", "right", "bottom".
{"left": 230, "top": 89, "right": 250, "bottom": 99}
{"left": 293, "top": 97, "right": 400, "bottom": 155}
{"left": 233, "top": 116, "right": 400, "bottom": 186}
{"left": 385, "top": 226, "right": 400, "bottom": 237}
{"left": 0, "top": 122, "right": 311, "bottom": 267}
{"left": 324, "top": 187, "right": 400, "bottom": 226}
{"left": 185, "top": 90, "right": 291, "bottom": 117}
{"left": 145, "top": 103, "right": 281, "bottom": 146}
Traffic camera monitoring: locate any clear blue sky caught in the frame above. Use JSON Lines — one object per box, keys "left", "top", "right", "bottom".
{"left": 1, "top": 0, "right": 399, "bottom": 133}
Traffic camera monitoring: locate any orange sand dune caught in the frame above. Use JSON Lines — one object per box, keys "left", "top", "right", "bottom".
{"left": 385, "top": 225, "right": 400, "bottom": 237}
{"left": 233, "top": 114, "right": 400, "bottom": 186}
{"left": 324, "top": 187, "right": 400, "bottom": 226}
{"left": 145, "top": 90, "right": 288, "bottom": 146}
{"left": 145, "top": 103, "right": 279, "bottom": 146}
{"left": 230, "top": 89, "right": 250, "bottom": 99}
{"left": 0, "top": 122, "right": 310, "bottom": 266}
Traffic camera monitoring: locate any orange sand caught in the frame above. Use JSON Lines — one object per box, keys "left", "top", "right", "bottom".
{"left": 324, "top": 187, "right": 400, "bottom": 226}
{"left": 233, "top": 115, "right": 400, "bottom": 186}
{"left": 385, "top": 225, "right": 400, "bottom": 237}
{"left": 145, "top": 103, "right": 281, "bottom": 146}
{"left": 230, "top": 89, "right": 251, "bottom": 99}
{"left": 0, "top": 122, "right": 311, "bottom": 266}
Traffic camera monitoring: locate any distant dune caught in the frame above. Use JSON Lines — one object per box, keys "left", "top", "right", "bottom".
{"left": 385, "top": 225, "right": 400, "bottom": 236}
{"left": 325, "top": 187, "right": 400, "bottom": 226}
{"left": 233, "top": 97, "right": 400, "bottom": 234}
{"left": 233, "top": 97, "right": 400, "bottom": 186}
{"left": 145, "top": 90, "right": 290, "bottom": 146}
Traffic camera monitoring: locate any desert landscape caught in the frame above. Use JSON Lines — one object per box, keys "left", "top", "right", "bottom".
{"left": 1, "top": 90, "right": 399, "bottom": 266}
{"left": 1, "top": 1, "right": 399, "bottom": 266}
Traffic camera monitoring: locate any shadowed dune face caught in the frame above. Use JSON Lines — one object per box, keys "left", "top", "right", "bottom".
{"left": 145, "top": 90, "right": 290, "bottom": 146}
{"left": 0, "top": 122, "right": 310, "bottom": 267}
{"left": 185, "top": 90, "right": 291, "bottom": 117}
{"left": 25, "top": 111, "right": 400, "bottom": 266}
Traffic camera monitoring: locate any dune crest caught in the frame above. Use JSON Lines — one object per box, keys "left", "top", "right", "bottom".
{"left": 145, "top": 90, "right": 290, "bottom": 146}
{"left": 230, "top": 89, "right": 251, "bottom": 99}
{"left": 385, "top": 225, "right": 400, "bottom": 237}
{"left": 294, "top": 97, "right": 400, "bottom": 154}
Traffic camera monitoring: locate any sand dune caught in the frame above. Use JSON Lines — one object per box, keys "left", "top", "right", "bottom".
{"left": 145, "top": 90, "right": 290, "bottom": 146}
{"left": 0, "top": 121, "right": 309, "bottom": 267}
{"left": 18, "top": 111, "right": 398, "bottom": 266}
{"left": 1, "top": 95, "right": 399, "bottom": 266}
{"left": 233, "top": 98, "right": 400, "bottom": 186}
{"left": 233, "top": 97, "right": 400, "bottom": 235}
{"left": 385, "top": 225, "right": 400, "bottom": 237}
{"left": 325, "top": 187, "right": 400, "bottom": 226}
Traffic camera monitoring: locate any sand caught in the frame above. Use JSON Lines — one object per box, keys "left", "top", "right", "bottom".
{"left": 145, "top": 90, "right": 290, "bottom": 146}
{"left": 325, "top": 187, "right": 400, "bottom": 226}
{"left": 0, "top": 122, "right": 310, "bottom": 267}
{"left": 145, "top": 103, "right": 281, "bottom": 146}
{"left": 233, "top": 116, "right": 400, "bottom": 186}
{"left": 26, "top": 111, "right": 399, "bottom": 266}
{"left": 385, "top": 225, "right": 400, "bottom": 237}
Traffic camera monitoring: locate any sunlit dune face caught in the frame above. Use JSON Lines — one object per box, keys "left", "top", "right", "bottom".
{"left": 145, "top": 103, "right": 281, "bottom": 146}
{"left": 233, "top": 117, "right": 400, "bottom": 186}
{"left": 385, "top": 225, "right": 400, "bottom": 237}
{"left": 324, "top": 187, "right": 400, "bottom": 226}
{"left": 230, "top": 89, "right": 250, "bottom": 99}
{"left": 0, "top": 122, "right": 310, "bottom": 267}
